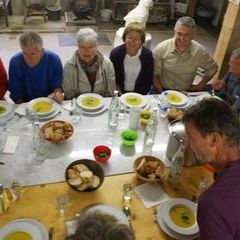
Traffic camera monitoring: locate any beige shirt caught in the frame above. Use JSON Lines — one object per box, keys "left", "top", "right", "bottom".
{"left": 153, "top": 38, "right": 218, "bottom": 91}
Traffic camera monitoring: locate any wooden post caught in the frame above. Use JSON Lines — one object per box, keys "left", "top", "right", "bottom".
{"left": 214, "top": 2, "right": 240, "bottom": 79}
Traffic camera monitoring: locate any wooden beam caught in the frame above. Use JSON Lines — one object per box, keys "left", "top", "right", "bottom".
{"left": 214, "top": 2, "right": 240, "bottom": 78}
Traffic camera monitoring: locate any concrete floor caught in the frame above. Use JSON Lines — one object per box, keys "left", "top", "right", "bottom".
{"left": 0, "top": 15, "right": 218, "bottom": 71}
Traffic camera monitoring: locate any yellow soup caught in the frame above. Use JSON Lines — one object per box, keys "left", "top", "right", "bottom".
{"left": 167, "top": 93, "right": 182, "bottom": 104}
{"left": 4, "top": 231, "right": 32, "bottom": 240}
{"left": 125, "top": 96, "right": 142, "bottom": 106}
{"left": 169, "top": 204, "right": 195, "bottom": 228}
{"left": 32, "top": 101, "right": 53, "bottom": 113}
{"left": 82, "top": 97, "right": 100, "bottom": 108}
{"left": 0, "top": 106, "right": 6, "bottom": 115}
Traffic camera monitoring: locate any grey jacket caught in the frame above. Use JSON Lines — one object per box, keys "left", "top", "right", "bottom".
{"left": 63, "top": 51, "right": 116, "bottom": 99}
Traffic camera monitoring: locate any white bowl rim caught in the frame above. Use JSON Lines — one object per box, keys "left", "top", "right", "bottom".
{"left": 162, "top": 198, "right": 199, "bottom": 235}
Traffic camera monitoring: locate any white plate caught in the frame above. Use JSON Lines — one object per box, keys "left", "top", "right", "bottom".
{"left": 0, "top": 220, "right": 43, "bottom": 240}
{"left": 0, "top": 101, "right": 13, "bottom": 118}
{"left": 82, "top": 203, "right": 129, "bottom": 226}
{"left": 121, "top": 92, "right": 147, "bottom": 108}
{"left": 77, "top": 93, "right": 104, "bottom": 111}
{"left": 82, "top": 104, "right": 108, "bottom": 116}
{"left": 27, "top": 97, "right": 55, "bottom": 117}
{"left": 14, "top": 218, "right": 48, "bottom": 240}
{"left": 157, "top": 202, "right": 199, "bottom": 240}
{"left": 163, "top": 91, "right": 189, "bottom": 107}
{"left": 162, "top": 198, "right": 199, "bottom": 235}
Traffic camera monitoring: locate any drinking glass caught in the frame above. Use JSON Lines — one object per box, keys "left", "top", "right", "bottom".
{"left": 119, "top": 103, "right": 126, "bottom": 120}
{"left": 56, "top": 195, "right": 69, "bottom": 214}
{"left": 0, "top": 118, "right": 7, "bottom": 132}
{"left": 196, "top": 176, "right": 209, "bottom": 200}
{"left": 199, "top": 176, "right": 209, "bottom": 194}
{"left": 123, "top": 183, "right": 134, "bottom": 202}
{"left": 26, "top": 108, "right": 38, "bottom": 125}
{"left": 10, "top": 180, "right": 22, "bottom": 200}
{"left": 72, "top": 105, "right": 82, "bottom": 122}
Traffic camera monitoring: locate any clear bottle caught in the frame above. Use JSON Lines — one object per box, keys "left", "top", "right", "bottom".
{"left": 143, "top": 108, "right": 158, "bottom": 149}
{"left": 168, "top": 145, "right": 184, "bottom": 183}
{"left": 108, "top": 90, "right": 119, "bottom": 128}
{"left": 32, "top": 122, "right": 47, "bottom": 162}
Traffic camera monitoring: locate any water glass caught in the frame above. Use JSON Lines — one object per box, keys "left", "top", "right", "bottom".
{"left": 56, "top": 195, "right": 69, "bottom": 214}
{"left": 72, "top": 104, "right": 82, "bottom": 122}
{"left": 123, "top": 183, "right": 134, "bottom": 202}
{"left": 119, "top": 103, "right": 126, "bottom": 120}
{"left": 10, "top": 180, "right": 22, "bottom": 200}
{"left": 0, "top": 118, "right": 7, "bottom": 132}
{"left": 159, "top": 95, "right": 169, "bottom": 118}
{"left": 33, "top": 138, "right": 47, "bottom": 162}
{"left": 26, "top": 108, "right": 38, "bottom": 124}
{"left": 198, "top": 176, "right": 209, "bottom": 194}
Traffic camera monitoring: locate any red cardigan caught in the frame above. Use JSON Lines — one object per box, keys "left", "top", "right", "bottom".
{"left": 0, "top": 58, "right": 7, "bottom": 99}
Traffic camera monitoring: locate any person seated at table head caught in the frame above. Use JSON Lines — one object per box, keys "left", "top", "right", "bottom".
{"left": 8, "top": 31, "right": 63, "bottom": 104}
{"left": 152, "top": 16, "right": 217, "bottom": 93}
{"left": 66, "top": 211, "right": 135, "bottom": 240}
{"left": 182, "top": 98, "right": 240, "bottom": 240}
{"left": 110, "top": 22, "right": 153, "bottom": 95}
{"left": 62, "top": 28, "right": 116, "bottom": 100}
{"left": 0, "top": 57, "right": 7, "bottom": 100}
{"left": 212, "top": 48, "right": 240, "bottom": 114}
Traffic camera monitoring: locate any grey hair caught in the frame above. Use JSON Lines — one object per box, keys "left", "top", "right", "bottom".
{"left": 175, "top": 16, "right": 196, "bottom": 30}
{"left": 76, "top": 28, "right": 98, "bottom": 46}
{"left": 19, "top": 31, "right": 43, "bottom": 49}
{"left": 66, "top": 211, "right": 135, "bottom": 240}
{"left": 231, "top": 48, "right": 240, "bottom": 58}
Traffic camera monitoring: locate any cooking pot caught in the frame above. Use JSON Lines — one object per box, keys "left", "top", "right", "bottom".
{"left": 166, "top": 120, "right": 197, "bottom": 166}
{"left": 166, "top": 120, "right": 185, "bottom": 161}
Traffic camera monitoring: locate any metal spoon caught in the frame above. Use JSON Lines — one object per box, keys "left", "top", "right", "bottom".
{"left": 123, "top": 205, "right": 131, "bottom": 220}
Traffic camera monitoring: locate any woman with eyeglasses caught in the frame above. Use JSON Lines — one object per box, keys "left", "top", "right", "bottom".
{"left": 110, "top": 22, "right": 153, "bottom": 95}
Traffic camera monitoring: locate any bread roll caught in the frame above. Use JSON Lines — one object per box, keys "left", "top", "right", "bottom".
{"left": 73, "top": 164, "right": 90, "bottom": 172}
{"left": 68, "top": 177, "right": 83, "bottom": 187}
{"left": 90, "top": 175, "right": 100, "bottom": 188}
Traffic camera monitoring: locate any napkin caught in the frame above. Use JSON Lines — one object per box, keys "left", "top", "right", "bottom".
{"left": 65, "top": 219, "right": 78, "bottom": 236}
{"left": 2, "top": 136, "right": 19, "bottom": 154}
{"left": 134, "top": 182, "right": 169, "bottom": 208}
{"left": 15, "top": 104, "right": 26, "bottom": 116}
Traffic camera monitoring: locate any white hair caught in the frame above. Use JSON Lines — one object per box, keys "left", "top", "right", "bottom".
{"left": 76, "top": 28, "right": 98, "bottom": 46}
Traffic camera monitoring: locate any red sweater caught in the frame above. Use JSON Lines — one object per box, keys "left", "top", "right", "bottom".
{"left": 0, "top": 58, "right": 7, "bottom": 99}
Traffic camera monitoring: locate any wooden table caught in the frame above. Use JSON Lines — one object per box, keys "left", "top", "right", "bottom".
{"left": 0, "top": 166, "right": 213, "bottom": 240}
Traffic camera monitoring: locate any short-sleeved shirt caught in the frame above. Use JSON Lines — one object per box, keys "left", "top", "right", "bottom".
{"left": 153, "top": 38, "right": 217, "bottom": 91}
{"left": 198, "top": 160, "right": 240, "bottom": 240}
{"left": 9, "top": 50, "right": 63, "bottom": 102}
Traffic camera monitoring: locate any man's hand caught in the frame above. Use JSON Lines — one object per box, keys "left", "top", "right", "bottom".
{"left": 52, "top": 89, "right": 64, "bottom": 103}
{"left": 153, "top": 75, "right": 164, "bottom": 93}
{"left": 211, "top": 79, "right": 225, "bottom": 91}
{"left": 188, "top": 82, "right": 205, "bottom": 92}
